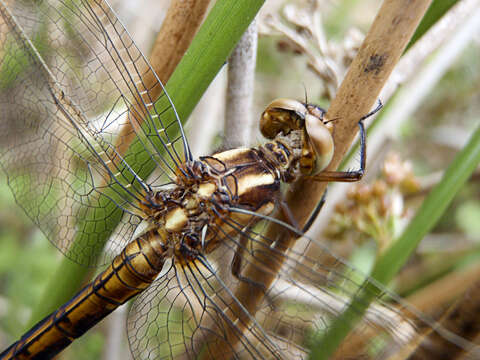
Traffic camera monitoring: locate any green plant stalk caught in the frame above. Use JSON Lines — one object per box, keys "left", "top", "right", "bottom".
{"left": 310, "top": 124, "right": 480, "bottom": 359}
{"left": 29, "top": 0, "right": 264, "bottom": 326}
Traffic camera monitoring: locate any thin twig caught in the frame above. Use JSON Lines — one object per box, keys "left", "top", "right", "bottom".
{"left": 224, "top": 19, "right": 258, "bottom": 148}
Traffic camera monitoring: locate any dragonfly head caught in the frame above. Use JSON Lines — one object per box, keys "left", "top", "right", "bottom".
{"left": 260, "top": 98, "right": 334, "bottom": 176}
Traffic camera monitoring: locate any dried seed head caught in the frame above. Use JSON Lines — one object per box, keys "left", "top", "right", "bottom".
{"left": 325, "top": 153, "right": 419, "bottom": 251}
{"left": 372, "top": 180, "right": 387, "bottom": 197}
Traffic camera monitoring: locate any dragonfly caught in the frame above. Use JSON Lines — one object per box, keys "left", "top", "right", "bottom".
{"left": 0, "top": 0, "right": 477, "bottom": 359}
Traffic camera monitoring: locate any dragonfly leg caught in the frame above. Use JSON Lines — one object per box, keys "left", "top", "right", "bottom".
{"left": 231, "top": 233, "right": 267, "bottom": 292}
{"left": 302, "top": 188, "right": 328, "bottom": 233}
{"left": 311, "top": 100, "right": 383, "bottom": 182}
{"left": 229, "top": 198, "right": 303, "bottom": 297}
{"left": 310, "top": 118, "right": 366, "bottom": 182}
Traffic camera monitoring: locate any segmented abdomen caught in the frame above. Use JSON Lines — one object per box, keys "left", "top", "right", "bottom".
{"left": 0, "top": 231, "right": 166, "bottom": 360}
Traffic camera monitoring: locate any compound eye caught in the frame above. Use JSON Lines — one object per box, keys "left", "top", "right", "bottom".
{"left": 260, "top": 98, "right": 307, "bottom": 139}
{"left": 305, "top": 114, "right": 334, "bottom": 173}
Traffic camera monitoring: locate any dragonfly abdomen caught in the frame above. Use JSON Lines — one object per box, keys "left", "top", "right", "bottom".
{"left": 0, "top": 231, "right": 167, "bottom": 360}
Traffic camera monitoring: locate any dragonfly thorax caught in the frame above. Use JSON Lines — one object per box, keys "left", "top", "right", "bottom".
{"left": 141, "top": 144, "right": 290, "bottom": 264}
{"left": 139, "top": 99, "right": 333, "bottom": 265}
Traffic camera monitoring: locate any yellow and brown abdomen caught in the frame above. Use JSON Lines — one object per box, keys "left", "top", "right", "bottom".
{"left": 0, "top": 231, "right": 166, "bottom": 360}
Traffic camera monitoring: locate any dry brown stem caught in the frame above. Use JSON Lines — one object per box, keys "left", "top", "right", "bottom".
{"left": 148, "top": 0, "right": 210, "bottom": 86}
{"left": 336, "top": 262, "right": 480, "bottom": 359}
{"left": 408, "top": 263, "right": 480, "bottom": 314}
{"left": 207, "top": 0, "right": 433, "bottom": 357}
{"left": 406, "top": 279, "right": 480, "bottom": 359}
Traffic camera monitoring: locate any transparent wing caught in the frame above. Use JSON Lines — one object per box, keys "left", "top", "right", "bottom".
{"left": 128, "top": 253, "right": 292, "bottom": 360}
{"left": 128, "top": 211, "right": 478, "bottom": 360}
{"left": 0, "top": 0, "right": 189, "bottom": 266}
